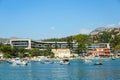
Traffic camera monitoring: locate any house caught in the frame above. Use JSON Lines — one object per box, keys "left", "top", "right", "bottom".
{"left": 88, "top": 48, "right": 111, "bottom": 57}
{"left": 0, "top": 52, "right": 3, "bottom": 59}
{"left": 115, "top": 50, "right": 120, "bottom": 56}
{"left": 51, "top": 49, "right": 71, "bottom": 58}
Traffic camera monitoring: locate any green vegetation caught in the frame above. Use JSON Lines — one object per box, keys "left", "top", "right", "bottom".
{"left": 73, "top": 34, "right": 91, "bottom": 54}
{"left": 0, "top": 44, "right": 54, "bottom": 58}
{"left": 96, "top": 31, "right": 111, "bottom": 43}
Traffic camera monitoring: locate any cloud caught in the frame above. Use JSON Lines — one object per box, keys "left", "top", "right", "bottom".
{"left": 79, "top": 28, "right": 92, "bottom": 34}
{"left": 106, "top": 22, "right": 120, "bottom": 28}
{"left": 106, "top": 24, "right": 116, "bottom": 28}
{"left": 118, "top": 22, "right": 120, "bottom": 25}
{"left": 50, "top": 26, "right": 55, "bottom": 30}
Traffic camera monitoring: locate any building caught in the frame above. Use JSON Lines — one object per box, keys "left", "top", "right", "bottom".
{"left": 10, "top": 39, "right": 32, "bottom": 49}
{"left": 10, "top": 39, "right": 112, "bottom": 57}
{"left": 51, "top": 49, "right": 71, "bottom": 58}
{"left": 88, "top": 48, "right": 111, "bottom": 57}
{"left": 0, "top": 52, "right": 3, "bottom": 59}
{"left": 10, "top": 39, "right": 77, "bottom": 51}
{"left": 86, "top": 43, "right": 111, "bottom": 50}
{"left": 86, "top": 43, "right": 112, "bottom": 57}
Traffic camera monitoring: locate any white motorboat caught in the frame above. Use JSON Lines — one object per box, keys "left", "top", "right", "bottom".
{"left": 60, "top": 59, "right": 70, "bottom": 65}
{"left": 84, "top": 59, "right": 92, "bottom": 63}
{"left": 11, "top": 58, "right": 28, "bottom": 65}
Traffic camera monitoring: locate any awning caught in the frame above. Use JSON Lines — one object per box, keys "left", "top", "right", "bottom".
{"left": 99, "top": 53, "right": 110, "bottom": 57}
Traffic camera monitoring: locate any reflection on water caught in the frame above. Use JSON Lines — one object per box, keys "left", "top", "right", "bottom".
{"left": 0, "top": 59, "right": 120, "bottom": 80}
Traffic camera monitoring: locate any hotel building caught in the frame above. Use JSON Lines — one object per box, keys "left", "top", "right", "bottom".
{"left": 10, "top": 39, "right": 111, "bottom": 56}
{"left": 10, "top": 39, "right": 77, "bottom": 50}
{"left": 86, "top": 43, "right": 111, "bottom": 50}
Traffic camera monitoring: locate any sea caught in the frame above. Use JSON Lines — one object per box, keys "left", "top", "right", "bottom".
{"left": 0, "top": 59, "right": 120, "bottom": 80}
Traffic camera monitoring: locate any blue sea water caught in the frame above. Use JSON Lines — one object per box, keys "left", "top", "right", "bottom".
{"left": 0, "top": 59, "right": 120, "bottom": 80}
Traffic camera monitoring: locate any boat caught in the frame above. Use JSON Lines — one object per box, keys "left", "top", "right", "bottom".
{"left": 41, "top": 60, "right": 54, "bottom": 64}
{"left": 84, "top": 59, "right": 92, "bottom": 63}
{"left": 94, "top": 62, "right": 103, "bottom": 65}
{"left": 60, "top": 59, "right": 70, "bottom": 65}
{"left": 112, "top": 58, "right": 116, "bottom": 60}
{"left": 11, "top": 58, "right": 28, "bottom": 65}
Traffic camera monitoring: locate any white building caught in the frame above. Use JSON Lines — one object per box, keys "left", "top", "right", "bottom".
{"left": 10, "top": 39, "right": 32, "bottom": 49}
{"left": 0, "top": 52, "right": 3, "bottom": 59}
{"left": 86, "top": 43, "right": 111, "bottom": 50}
{"left": 10, "top": 39, "right": 77, "bottom": 50}
{"left": 52, "top": 49, "right": 71, "bottom": 58}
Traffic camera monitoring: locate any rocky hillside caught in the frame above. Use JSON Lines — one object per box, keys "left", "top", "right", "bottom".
{"left": 90, "top": 27, "right": 120, "bottom": 44}
{"left": 90, "top": 27, "right": 120, "bottom": 36}
{"left": 0, "top": 38, "right": 9, "bottom": 44}
{"left": 90, "top": 27, "right": 107, "bottom": 35}
{"left": 0, "top": 37, "right": 19, "bottom": 44}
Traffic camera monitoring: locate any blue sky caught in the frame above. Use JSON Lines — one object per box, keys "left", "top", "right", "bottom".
{"left": 0, "top": 0, "right": 120, "bottom": 39}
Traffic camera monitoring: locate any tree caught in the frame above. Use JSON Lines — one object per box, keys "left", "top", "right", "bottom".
{"left": 110, "top": 35, "right": 120, "bottom": 48}
{"left": 0, "top": 44, "right": 12, "bottom": 58}
{"left": 30, "top": 48, "right": 42, "bottom": 57}
{"left": 41, "top": 44, "right": 54, "bottom": 57}
{"left": 67, "top": 36, "right": 73, "bottom": 49}
{"left": 73, "top": 34, "right": 91, "bottom": 54}
{"left": 18, "top": 48, "right": 28, "bottom": 58}
{"left": 55, "top": 41, "right": 58, "bottom": 50}
{"left": 97, "top": 31, "right": 111, "bottom": 43}
{"left": 112, "top": 44, "right": 120, "bottom": 55}
{"left": 11, "top": 47, "right": 19, "bottom": 57}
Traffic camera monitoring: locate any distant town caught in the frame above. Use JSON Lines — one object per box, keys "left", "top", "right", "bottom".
{"left": 0, "top": 27, "right": 120, "bottom": 59}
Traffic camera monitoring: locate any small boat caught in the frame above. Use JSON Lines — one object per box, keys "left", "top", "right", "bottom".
{"left": 41, "top": 60, "right": 54, "bottom": 64}
{"left": 84, "top": 59, "right": 92, "bottom": 63}
{"left": 94, "top": 62, "right": 103, "bottom": 65}
{"left": 112, "top": 58, "right": 116, "bottom": 60}
{"left": 11, "top": 58, "right": 28, "bottom": 65}
{"left": 60, "top": 59, "right": 70, "bottom": 65}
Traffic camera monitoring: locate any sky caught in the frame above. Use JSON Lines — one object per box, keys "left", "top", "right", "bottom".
{"left": 0, "top": 0, "right": 120, "bottom": 39}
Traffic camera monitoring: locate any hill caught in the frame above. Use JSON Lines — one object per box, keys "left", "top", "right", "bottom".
{"left": 90, "top": 27, "right": 107, "bottom": 35}
{"left": 90, "top": 27, "right": 120, "bottom": 43}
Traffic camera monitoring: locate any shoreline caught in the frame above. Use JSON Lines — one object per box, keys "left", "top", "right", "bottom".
{"left": 1, "top": 56, "right": 119, "bottom": 61}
